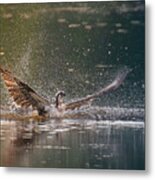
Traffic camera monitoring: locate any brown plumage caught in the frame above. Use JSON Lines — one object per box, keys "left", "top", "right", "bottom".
{"left": 0, "top": 65, "right": 130, "bottom": 116}
{"left": 0, "top": 66, "right": 50, "bottom": 115}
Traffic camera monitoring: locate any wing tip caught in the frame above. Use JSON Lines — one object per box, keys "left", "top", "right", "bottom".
{"left": 116, "top": 67, "right": 132, "bottom": 82}
{"left": 0, "top": 65, "right": 12, "bottom": 75}
{"left": 0, "top": 65, "right": 5, "bottom": 73}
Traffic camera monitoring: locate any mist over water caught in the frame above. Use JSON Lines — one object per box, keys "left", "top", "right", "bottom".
{"left": 0, "top": 1, "right": 145, "bottom": 169}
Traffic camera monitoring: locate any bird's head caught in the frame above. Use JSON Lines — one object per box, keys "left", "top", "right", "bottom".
{"left": 55, "top": 91, "right": 66, "bottom": 108}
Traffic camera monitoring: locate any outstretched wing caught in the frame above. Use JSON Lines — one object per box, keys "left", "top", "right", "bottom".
{"left": 65, "top": 68, "right": 131, "bottom": 111}
{"left": 0, "top": 66, "right": 50, "bottom": 112}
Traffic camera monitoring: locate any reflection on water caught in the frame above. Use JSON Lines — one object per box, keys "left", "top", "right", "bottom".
{"left": 1, "top": 115, "right": 144, "bottom": 169}
{"left": 0, "top": 1, "right": 145, "bottom": 169}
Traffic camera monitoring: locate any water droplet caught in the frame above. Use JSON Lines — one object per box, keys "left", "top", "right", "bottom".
{"left": 84, "top": 25, "right": 92, "bottom": 30}
{"left": 85, "top": 80, "right": 90, "bottom": 84}
{"left": 115, "top": 23, "right": 122, "bottom": 27}
{"left": 68, "top": 24, "right": 80, "bottom": 28}
{"left": 124, "top": 46, "right": 128, "bottom": 50}
{"left": 130, "top": 20, "right": 140, "bottom": 25}
{"left": 96, "top": 22, "right": 107, "bottom": 27}
{"left": 142, "top": 84, "right": 145, "bottom": 88}
{"left": 133, "top": 82, "right": 137, "bottom": 86}
{"left": 116, "top": 57, "right": 120, "bottom": 61}
{"left": 68, "top": 68, "right": 74, "bottom": 72}
{"left": 108, "top": 51, "right": 111, "bottom": 55}
{"left": 117, "top": 29, "right": 128, "bottom": 34}
{"left": 57, "top": 18, "right": 66, "bottom": 23}
{"left": 0, "top": 51, "right": 4, "bottom": 56}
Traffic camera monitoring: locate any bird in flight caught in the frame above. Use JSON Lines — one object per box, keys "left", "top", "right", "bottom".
{"left": 0, "top": 65, "right": 130, "bottom": 117}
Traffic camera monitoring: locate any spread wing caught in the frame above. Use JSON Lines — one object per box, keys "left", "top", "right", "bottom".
{"left": 65, "top": 68, "right": 131, "bottom": 111}
{"left": 0, "top": 66, "right": 50, "bottom": 112}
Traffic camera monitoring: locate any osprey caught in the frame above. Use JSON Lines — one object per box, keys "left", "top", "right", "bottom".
{"left": 0, "top": 65, "right": 130, "bottom": 117}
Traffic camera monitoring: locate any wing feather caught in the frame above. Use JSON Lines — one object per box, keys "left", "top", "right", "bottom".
{"left": 0, "top": 65, "right": 131, "bottom": 114}
{"left": 65, "top": 68, "right": 131, "bottom": 111}
{"left": 0, "top": 66, "right": 50, "bottom": 113}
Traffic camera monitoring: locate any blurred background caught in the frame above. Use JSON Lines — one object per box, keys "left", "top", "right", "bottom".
{"left": 0, "top": 1, "right": 145, "bottom": 108}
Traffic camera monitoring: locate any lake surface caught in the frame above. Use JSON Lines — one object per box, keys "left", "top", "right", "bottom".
{"left": 0, "top": 1, "right": 145, "bottom": 169}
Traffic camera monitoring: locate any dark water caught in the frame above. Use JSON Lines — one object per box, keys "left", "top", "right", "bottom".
{"left": 0, "top": 1, "right": 145, "bottom": 169}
